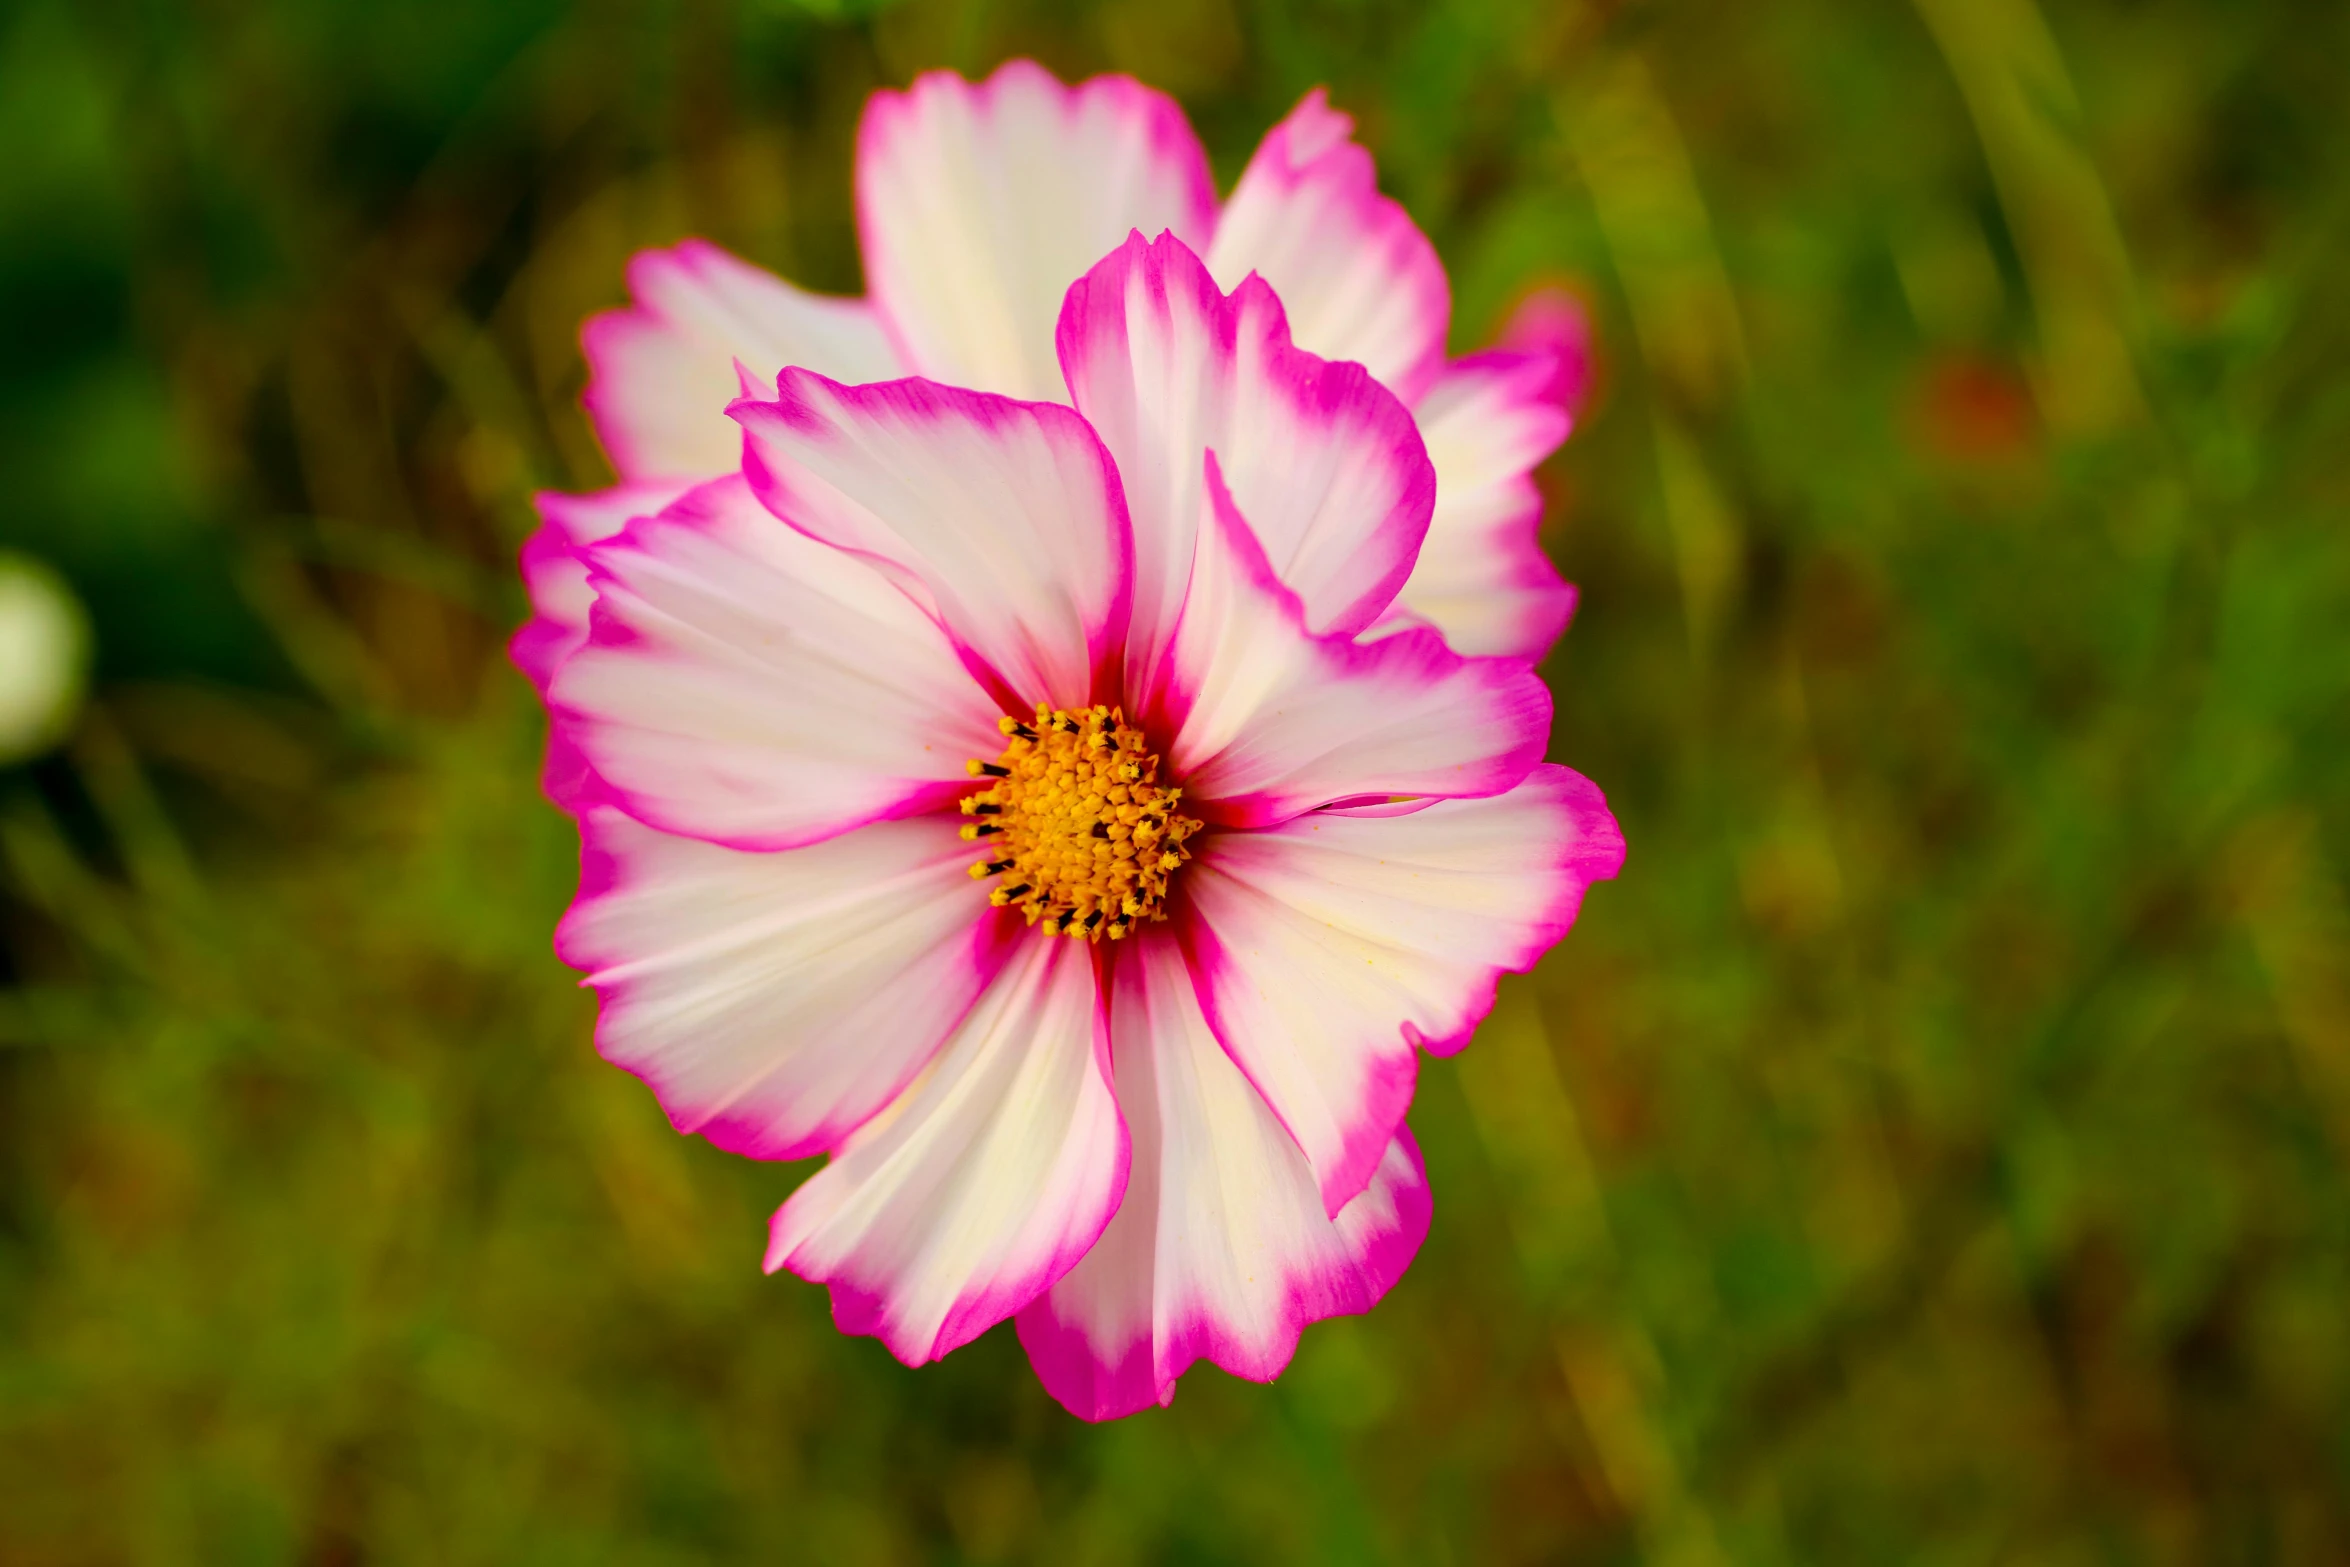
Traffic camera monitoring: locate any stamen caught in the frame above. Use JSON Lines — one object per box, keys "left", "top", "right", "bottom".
{"left": 961, "top": 703, "right": 1203, "bottom": 943}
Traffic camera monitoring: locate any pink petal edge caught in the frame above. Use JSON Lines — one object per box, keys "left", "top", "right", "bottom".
{"left": 1393, "top": 347, "right": 1581, "bottom": 661}
{"left": 580, "top": 240, "right": 896, "bottom": 481}
{"left": 1055, "top": 230, "right": 1436, "bottom": 689}
{"left": 513, "top": 481, "right": 698, "bottom": 810}
{"left": 1491, "top": 285, "right": 1595, "bottom": 419}
{"left": 1149, "top": 451, "right": 1550, "bottom": 829}
{"left": 1400, "top": 765, "right": 1626, "bottom": 1057}
{"left": 856, "top": 60, "right": 1219, "bottom": 399}
{"left": 547, "top": 476, "right": 998, "bottom": 854}
{"left": 1180, "top": 765, "right": 1624, "bottom": 1215}
{"left": 1016, "top": 1127, "right": 1431, "bottom": 1422}
{"left": 730, "top": 368, "right": 1137, "bottom": 715}
{"left": 556, "top": 812, "right": 1024, "bottom": 1163}
{"left": 1207, "top": 89, "right": 1451, "bottom": 404}
{"left": 763, "top": 940, "right": 1131, "bottom": 1367}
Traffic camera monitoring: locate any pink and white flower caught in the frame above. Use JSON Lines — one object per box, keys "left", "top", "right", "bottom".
{"left": 535, "top": 231, "right": 1622, "bottom": 1419}
{"left": 520, "top": 63, "right": 1591, "bottom": 806}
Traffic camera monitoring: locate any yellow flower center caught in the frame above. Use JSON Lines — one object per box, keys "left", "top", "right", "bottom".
{"left": 963, "top": 704, "right": 1202, "bottom": 941}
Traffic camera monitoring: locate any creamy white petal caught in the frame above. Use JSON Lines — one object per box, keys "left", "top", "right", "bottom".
{"left": 1387, "top": 349, "right": 1578, "bottom": 659}
{"left": 733, "top": 370, "right": 1131, "bottom": 712}
{"left": 858, "top": 62, "right": 1216, "bottom": 401}
{"left": 513, "top": 480, "right": 697, "bottom": 693}
{"left": 583, "top": 240, "right": 900, "bottom": 479}
{"left": 766, "top": 936, "right": 1126, "bottom": 1366}
{"left": 1058, "top": 232, "right": 1433, "bottom": 689}
{"left": 1204, "top": 91, "right": 1450, "bottom": 403}
{"left": 550, "top": 474, "right": 1000, "bottom": 851}
{"left": 1016, "top": 933, "right": 1430, "bottom": 1419}
{"left": 1153, "top": 457, "right": 1548, "bottom": 827}
{"left": 1184, "top": 766, "right": 1625, "bottom": 1213}
{"left": 560, "top": 808, "right": 1014, "bottom": 1161}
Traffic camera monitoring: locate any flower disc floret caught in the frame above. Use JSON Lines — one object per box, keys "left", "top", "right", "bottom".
{"left": 964, "top": 704, "right": 1201, "bottom": 941}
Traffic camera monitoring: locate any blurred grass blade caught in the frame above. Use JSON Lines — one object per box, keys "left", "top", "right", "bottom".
{"left": 1914, "top": 0, "right": 2145, "bottom": 436}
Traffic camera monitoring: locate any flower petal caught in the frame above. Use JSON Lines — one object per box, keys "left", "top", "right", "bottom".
{"left": 858, "top": 61, "right": 1216, "bottom": 402}
{"left": 549, "top": 473, "right": 1002, "bottom": 851}
{"left": 767, "top": 934, "right": 1126, "bottom": 1367}
{"left": 514, "top": 481, "right": 699, "bottom": 810}
{"left": 1204, "top": 90, "right": 1450, "bottom": 404}
{"left": 732, "top": 370, "right": 1132, "bottom": 712}
{"left": 1184, "top": 764, "right": 1625, "bottom": 1213}
{"left": 1015, "top": 931, "right": 1430, "bottom": 1420}
{"left": 1387, "top": 349, "right": 1579, "bottom": 660}
{"left": 513, "top": 481, "right": 697, "bottom": 695}
{"left": 582, "top": 240, "right": 901, "bottom": 480}
{"left": 1058, "top": 231, "right": 1435, "bottom": 687}
{"left": 1155, "top": 457, "right": 1549, "bottom": 827}
{"left": 559, "top": 807, "right": 1016, "bottom": 1162}
{"left": 1493, "top": 285, "right": 1596, "bottom": 415}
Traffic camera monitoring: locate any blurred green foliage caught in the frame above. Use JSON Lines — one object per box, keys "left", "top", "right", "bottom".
{"left": 4, "top": 0, "right": 2348, "bottom": 1561}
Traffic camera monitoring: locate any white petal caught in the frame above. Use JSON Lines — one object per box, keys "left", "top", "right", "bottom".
{"left": 515, "top": 481, "right": 698, "bottom": 811}
{"left": 1016, "top": 933, "right": 1430, "bottom": 1419}
{"left": 1184, "top": 765, "right": 1625, "bottom": 1213}
{"left": 513, "top": 480, "right": 697, "bottom": 696}
{"left": 1153, "top": 458, "right": 1549, "bottom": 827}
{"left": 767, "top": 935, "right": 1126, "bottom": 1366}
{"left": 549, "top": 474, "right": 1001, "bottom": 851}
{"left": 733, "top": 370, "right": 1131, "bottom": 712}
{"left": 857, "top": 61, "right": 1216, "bottom": 401}
{"left": 560, "top": 808, "right": 1015, "bottom": 1161}
{"left": 1058, "top": 231, "right": 1434, "bottom": 688}
{"left": 1386, "top": 349, "right": 1578, "bottom": 659}
{"left": 1204, "top": 91, "right": 1450, "bottom": 403}
{"left": 583, "top": 240, "right": 901, "bottom": 479}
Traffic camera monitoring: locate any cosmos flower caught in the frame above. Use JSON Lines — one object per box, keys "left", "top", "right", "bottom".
{"left": 518, "top": 61, "right": 1592, "bottom": 807}
{"left": 538, "top": 232, "right": 1622, "bottom": 1418}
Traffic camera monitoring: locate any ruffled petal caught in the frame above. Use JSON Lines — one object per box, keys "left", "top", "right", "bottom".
{"left": 548, "top": 474, "right": 1002, "bottom": 851}
{"left": 1016, "top": 931, "right": 1430, "bottom": 1420}
{"left": 732, "top": 370, "right": 1132, "bottom": 712}
{"left": 558, "top": 807, "right": 1017, "bottom": 1162}
{"left": 1388, "top": 349, "right": 1578, "bottom": 660}
{"left": 1183, "top": 764, "right": 1625, "bottom": 1213}
{"left": 1204, "top": 90, "right": 1450, "bottom": 404}
{"left": 1155, "top": 457, "right": 1549, "bottom": 828}
{"left": 858, "top": 61, "right": 1217, "bottom": 402}
{"left": 1058, "top": 231, "right": 1434, "bottom": 688}
{"left": 513, "top": 481, "right": 698, "bottom": 810}
{"left": 581, "top": 240, "right": 901, "bottom": 480}
{"left": 1492, "top": 285, "right": 1596, "bottom": 415}
{"left": 513, "top": 481, "right": 697, "bottom": 694}
{"left": 766, "top": 934, "right": 1126, "bottom": 1367}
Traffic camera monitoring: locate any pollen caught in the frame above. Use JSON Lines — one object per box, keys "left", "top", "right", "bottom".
{"left": 962, "top": 704, "right": 1202, "bottom": 941}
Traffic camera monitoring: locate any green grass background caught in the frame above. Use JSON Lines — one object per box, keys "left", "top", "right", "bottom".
{"left": 3, "top": 0, "right": 2347, "bottom": 1560}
